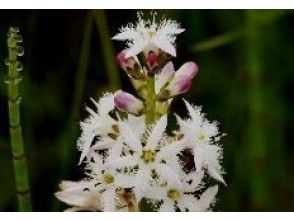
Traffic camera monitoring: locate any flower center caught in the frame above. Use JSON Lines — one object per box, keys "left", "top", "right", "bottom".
{"left": 108, "top": 124, "right": 120, "bottom": 140}
{"left": 103, "top": 174, "right": 114, "bottom": 184}
{"left": 141, "top": 149, "right": 156, "bottom": 163}
{"left": 197, "top": 134, "right": 206, "bottom": 141}
{"left": 148, "top": 31, "right": 156, "bottom": 39}
{"left": 167, "top": 189, "right": 181, "bottom": 201}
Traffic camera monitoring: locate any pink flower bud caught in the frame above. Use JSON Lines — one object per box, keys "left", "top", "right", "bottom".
{"left": 116, "top": 50, "right": 137, "bottom": 72}
{"left": 166, "top": 61, "right": 199, "bottom": 97}
{"left": 155, "top": 61, "right": 175, "bottom": 94}
{"left": 146, "top": 51, "right": 159, "bottom": 71}
{"left": 114, "top": 90, "right": 143, "bottom": 115}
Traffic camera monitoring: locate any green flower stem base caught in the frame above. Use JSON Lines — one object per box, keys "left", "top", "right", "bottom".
{"left": 145, "top": 75, "right": 156, "bottom": 125}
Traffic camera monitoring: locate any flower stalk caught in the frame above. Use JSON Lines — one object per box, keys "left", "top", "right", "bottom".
{"left": 5, "top": 27, "right": 32, "bottom": 211}
{"left": 145, "top": 74, "right": 157, "bottom": 125}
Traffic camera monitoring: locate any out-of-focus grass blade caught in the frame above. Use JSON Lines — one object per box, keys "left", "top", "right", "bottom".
{"left": 245, "top": 10, "right": 271, "bottom": 211}
{"left": 93, "top": 10, "right": 121, "bottom": 91}
{"left": 52, "top": 11, "right": 93, "bottom": 211}
{"left": 191, "top": 30, "right": 243, "bottom": 52}
{"left": 255, "top": 10, "right": 290, "bottom": 25}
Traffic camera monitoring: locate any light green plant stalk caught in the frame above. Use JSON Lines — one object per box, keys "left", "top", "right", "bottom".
{"left": 145, "top": 75, "right": 156, "bottom": 125}
{"left": 5, "top": 27, "right": 32, "bottom": 211}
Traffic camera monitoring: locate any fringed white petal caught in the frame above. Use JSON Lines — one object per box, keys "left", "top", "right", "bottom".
{"left": 92, "top": 93, "right": 114, "bottom": 116}
{"left": 181, "top": 170, "right": 205, "bottom": 192}
{"left": 105, "top": 155, "right": 137, "bottom": 170}
{"left": 156, "top": 164, "right": 182, "bottom": 190}
{"left": 197, "top": 185, "right": 218, "bottom": 211}
{"left": 79, "top": 133, "right": 96, "bottom": 165}
{"left": 146, "top": 115, "right": 167, "bottom": 150}
{"left": 102, "top": 188, "right": 116, "bottom": 212}
{"left": 153, "top": 35, "right": 177, "bottom": 56}
{"left": 145, "top": 186, "right": 166, "bottom": 201}
{"left": 125, "top": 40, "right": 148, "bottom": 58}
{"left": 125, "top": 115, "right": 146, "bottom": 138}
{"left": 55, "top": 190, "right": 101, "bottom": 210}
{"left": 183, "top": 99, "right": 203, "bottom": 123}
{"left": 119, "top": 121, "right": 142, "bottom": 151}
{"left": 112, "top": 27, "right": 140, "bottom": 41}
{"left": 92, "top": 138, "right": 115, "bottom": 151}
{"left": 158, "top": 200, "right": 174, "bottom": 212}
{"left": 207, "top": 166, "right": 226, "bottom": 186}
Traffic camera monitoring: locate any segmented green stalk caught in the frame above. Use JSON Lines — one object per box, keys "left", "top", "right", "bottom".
{"left": 6, "top": 27, "right": 32, "bottom": 211}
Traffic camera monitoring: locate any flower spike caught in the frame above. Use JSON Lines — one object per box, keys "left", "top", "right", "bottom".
{"left": 56, "top": 11, "right": 225, "bottom": 212}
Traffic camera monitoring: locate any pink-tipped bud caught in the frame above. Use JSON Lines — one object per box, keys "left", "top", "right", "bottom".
{"left": 146, "top": 51, "right": 159, "bottom": 71}
{"left": 162, "top": 62, "right": 199, "bottom": 98}
{"left": 116, "top": 50, "right": 137, "bottom": 72}
{"left": 155, "top": 61, "right": 175, "bottom": 94}
{"left": 114, "top": 90, "right": 144, "bottom": 115}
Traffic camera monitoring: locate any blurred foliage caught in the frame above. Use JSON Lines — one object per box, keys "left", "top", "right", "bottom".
{"left": 0, "top": 10, "right": 293, "bottom": 211}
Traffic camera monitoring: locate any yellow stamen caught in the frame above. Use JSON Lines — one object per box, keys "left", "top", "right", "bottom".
{"left": 103, "top": 174, "right": 114, "bottom": 184}
{"left": 198, "top": 134, "right": 206, "bottom": 141}
{"left": 167, "top": 189, "right": 181, "bottom": 201}
{"left": 141, "top": 149, "right": 156, "bottom": 163}
{"left": 149, "top": 31, "right": 156, "bottom": 39}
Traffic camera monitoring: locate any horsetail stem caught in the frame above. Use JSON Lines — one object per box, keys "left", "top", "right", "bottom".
{"left": 5, "top": 27, "right": 32, "bottom": 211}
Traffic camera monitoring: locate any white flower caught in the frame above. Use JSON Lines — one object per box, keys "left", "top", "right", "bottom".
{"left": 54, "top": 180, "right": 102, "bottom": 212}
{"left": 77, "top": 93, "right": 145, "bottom": 164}
{"left": 84, "top": 152, "right": 136, "bottom": 212}
{"left": 105, "top": 115, "right": 183, "bottom": 202}
{"left": 56, "top": 138, "right": 141, "bottom": 212}
{"left": 77, "top": 93, "right": 118, "bottom": 164}
{"left": 112, "top": 13, "right": 185, "bottom": 58}
{"left": 175, "top": 99, "right": 226, "bottom": 185}
{"left": 180, "top": 169, "right": 205, "bottom": 192}
{"left": 146, "top": 184, "right": 218, "bottom": 212}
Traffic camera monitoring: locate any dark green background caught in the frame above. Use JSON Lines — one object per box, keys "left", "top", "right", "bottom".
{"left": 0, "top": 10, "right": 293, "bottom": 211}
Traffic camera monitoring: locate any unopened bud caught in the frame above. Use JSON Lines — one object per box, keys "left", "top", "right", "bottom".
{"left": 158, "top": 62, "right": 198, "bottom": 100}
{"left": 146, "top": 51, "right": 159, "bottom": 71}
{"left": 116, "top": 50, "right": 137, "bottom": 72}
{"left": 155, "top": 61, "right": 175, "bottom": 94}
{"left": 114, "top": 90, "right": 144, "bottom": 115}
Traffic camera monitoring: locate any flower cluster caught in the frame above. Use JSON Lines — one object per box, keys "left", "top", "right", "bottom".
{"left": 55, "top": 12, "right": 225, "bottom": 212}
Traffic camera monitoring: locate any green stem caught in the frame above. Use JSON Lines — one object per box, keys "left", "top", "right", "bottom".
{"left": 6, "top": 27, "right": 32, "bottom": 211}
{"left": 245, "top": 11, "right": 269, "bottom": 211}
{"left": 145, "top": 75, "right": 156, "bottom": 125}
{"left": 93, "top": 9, "right": 121, "bottom": 91}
